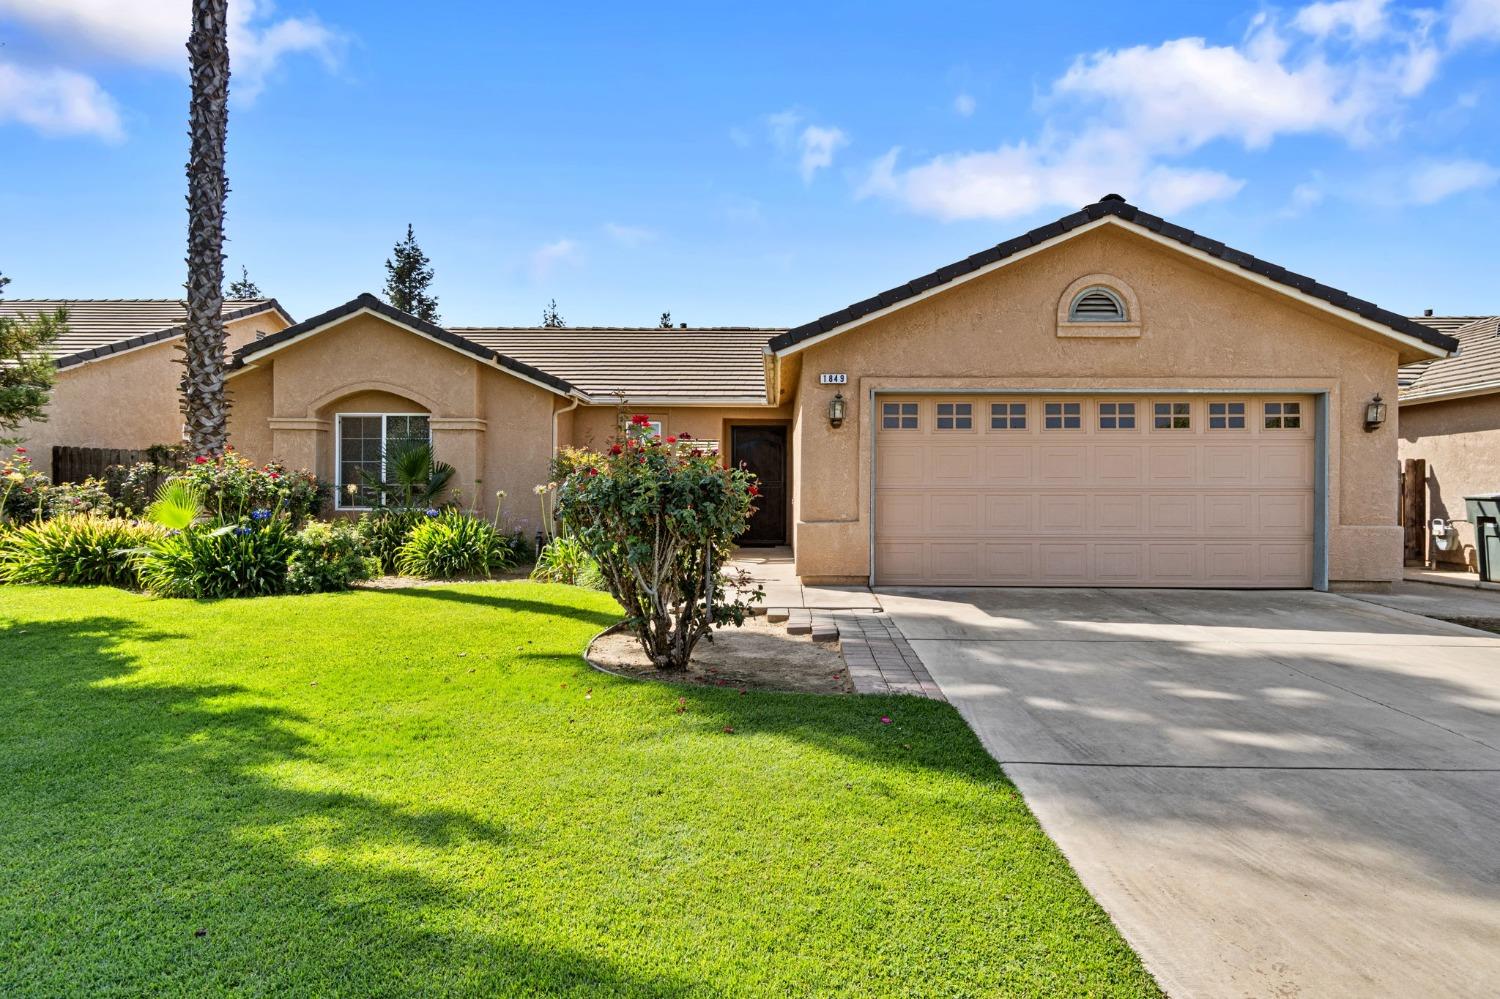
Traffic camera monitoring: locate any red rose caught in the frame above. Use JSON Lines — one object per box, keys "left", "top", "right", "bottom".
{"left": 678, "top": 432, "right": 691, "bottom": 441}
{"left": 749, "top": 485, "right": 760, "bottom": 496}
{"left": 665, "top": 435, "right": 677, "bottom": 444}
{"left": 630, "top": 414, "right": 651, "bottom": 426}
{"left": 194, "top": 455, "right": 208, "bottom": 464}
{"left": 691, "top": 448, "right": 703, "bottom": 457}
{"left": 608, "top": 444, "right": 623, "bottom": 456}
{"left": 269, "top": 472, "right": 280, "bottom": 480}
{"left": 586, "top": 467, "right": 599, "bottom": 477}
{"left": 13, "top": 447, "right": 24, "bottom": 454}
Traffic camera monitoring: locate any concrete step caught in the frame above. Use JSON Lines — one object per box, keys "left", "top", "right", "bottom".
{"left": 785, "top": 610, "right": 813, "bottom": 635}
{"left": 766, "top": 607, "right": 790, "bottom": 623}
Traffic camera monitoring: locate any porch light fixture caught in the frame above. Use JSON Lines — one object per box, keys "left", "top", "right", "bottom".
{"left": 1364, "top": 393, "right": 1387, "bottom": 432}
{"left": 828, "top": 391, "right": 847, "bottom": 429}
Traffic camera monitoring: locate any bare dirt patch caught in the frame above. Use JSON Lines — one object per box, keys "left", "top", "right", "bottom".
{"left": 589, "top": 616, "right": 850, "bottom": 695}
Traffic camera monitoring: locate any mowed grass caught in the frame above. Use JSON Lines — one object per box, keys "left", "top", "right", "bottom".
{"left": 0, "top": 584, "right": 1160, "bottom": 998}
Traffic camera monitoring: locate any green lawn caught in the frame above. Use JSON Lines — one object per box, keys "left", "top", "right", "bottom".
{"left": 0, "top": 583, "right": 1159, "bottom": 998}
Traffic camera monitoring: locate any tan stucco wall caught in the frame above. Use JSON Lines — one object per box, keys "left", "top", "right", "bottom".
{"left": 17, "top": 311, "right": 289, "bottom": 476}
{"left": 225, "top": 312, "right": 562, "bottom": 522}
{"left": 785, "top": 224, "right": 1403, "bottom": 586}
{"left": 568, "top": 404, "right": 793, "bottom": 452}
{"left": 1399, "top": 394, "right": 1500, "bottom": 569}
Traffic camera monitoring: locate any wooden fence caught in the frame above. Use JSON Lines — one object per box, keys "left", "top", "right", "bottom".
{"left": 51, "top": 446, "right": 148, "bottom": 484}
{"left": 1399, "top": 457, "right": 1426, "bottom": 566}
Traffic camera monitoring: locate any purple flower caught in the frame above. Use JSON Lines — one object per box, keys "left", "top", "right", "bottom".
{"left": 425, "top": 507, "right": 440, "bottom": 517}
{"left": 250, "top": 508, "right": 271, "bottom": 521}
{"left": 234, "top": 526, "right": 252, "bottom": 536}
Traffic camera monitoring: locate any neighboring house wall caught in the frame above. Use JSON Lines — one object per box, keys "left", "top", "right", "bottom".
{"left": 18, "top": 312, "right": 288, "bottom": 476}
{"left": 227, "top": 312, "right": 561, "bottom": 520}
{"left": 1398, "top": 394, "right": 1500, "bottom": 569}
{"left": 786, "top": 224, "right": 1403, "bottom": 586}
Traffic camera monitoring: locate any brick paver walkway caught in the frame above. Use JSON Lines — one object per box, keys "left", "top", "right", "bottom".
{"left": 834, "top": 610, "right": 944, "bottom": 700}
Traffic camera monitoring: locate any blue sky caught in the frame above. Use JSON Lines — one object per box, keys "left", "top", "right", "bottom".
{"left": 1, "top": 0, "right": 1498, "bottom": 326}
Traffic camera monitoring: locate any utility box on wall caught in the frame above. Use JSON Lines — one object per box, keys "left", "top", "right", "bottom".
{"left": 1464, "top": 494, "right": 1500, "bottom": 582}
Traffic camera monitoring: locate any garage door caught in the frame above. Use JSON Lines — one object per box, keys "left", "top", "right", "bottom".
{"left": 874, "top": 394, "right": 1316, "bottom": 587}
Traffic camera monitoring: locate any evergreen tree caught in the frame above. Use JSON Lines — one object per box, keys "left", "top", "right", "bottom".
{"left": 0, "top": 271, "right": 9, "bottom": 298}
{"left": 226, "top": 265, "right": 261, "bottom": 299}
{"left": 541, "top": 299, "right": 566, "bottom": 328}
{"left": 384, "top": 224, "right": 440, "bottom": 323}
{"left": 658, "top": 311, "right": 673, "bottom": 328}
{"left": 1, "top": 305, "right": 66, "bottom": 446}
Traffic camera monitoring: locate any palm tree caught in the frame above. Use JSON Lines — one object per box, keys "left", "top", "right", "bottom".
{"left": 181, "top": 0, "right": 231, "bottom": 456}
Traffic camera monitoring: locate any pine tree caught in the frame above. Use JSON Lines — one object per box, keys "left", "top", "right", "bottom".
{"left": 658, "top": 311, "right": 673, "bottom": 328}
{"left": 541, "top": 299, "right": 566, "bottom": 328}
{"left": 384, "top": 224, "right": 440, "bottom": 323}
{"left": 226, "top": 265, "right": 261, "bottom": 299}
{"left": 181, "top": 0, "right": 232, "bottom": 457}
{"left": 1, "top": 306, "right": 66, "bottom": 446}
{"left": 0, "top": 271, "right": 10, "bottom": 298}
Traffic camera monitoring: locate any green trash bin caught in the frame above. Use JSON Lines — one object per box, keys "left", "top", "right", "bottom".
{"left": 1464, "top": 494, "right": 1500, "bottom": 582}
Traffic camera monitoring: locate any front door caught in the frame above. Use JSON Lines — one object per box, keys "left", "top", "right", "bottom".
{"left": 730, "top": 425, "right": 788, "bottom": 546}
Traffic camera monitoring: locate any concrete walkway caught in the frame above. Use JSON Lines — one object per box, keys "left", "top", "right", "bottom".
{"left": 878, "top": 587, "right": 1500, "bottom": 998}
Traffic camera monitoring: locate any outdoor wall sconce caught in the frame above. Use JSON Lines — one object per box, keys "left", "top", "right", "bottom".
{"left": 828, "top": 391, "right": 847, "bottom": 429}
{"left": 1364, "top": 393, "right": 1387, "bottom": 432}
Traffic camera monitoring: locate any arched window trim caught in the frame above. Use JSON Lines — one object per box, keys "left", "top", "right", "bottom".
{"left": 1068, "top": 285, "right": 1129, "bottom": 323}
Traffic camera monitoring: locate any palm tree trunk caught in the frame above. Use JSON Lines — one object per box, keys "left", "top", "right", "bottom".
{"left": 182, "top": 0, "right": 231, "bottom": 456}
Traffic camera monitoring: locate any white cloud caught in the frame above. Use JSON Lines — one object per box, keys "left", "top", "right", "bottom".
{"left": 953, "top": 92, "right": 977, "bottom": 117}
{"left": 0, "top": 0, "right": 340, "bottom": 105}
{"left": 765, "top": 108, "right": 848, "bottom": 182}
{"left": 0, "top": 61, "right": 122, "bottom": 140}
{"left": 1449, "top": 0, "right": 1500, "bottom": 43}
{"left": 1292, "top": 0, "right": 1391, "bottom": 40}
{"left": 530, "top": 238, "right": 580, "bottom": 279}
{"left": 797, "top": 124, "right": 848, "bottom": 182}
{"left": 1400, "top": 158, "right": 1500, "bottom": 203}
{"left": 863, "top": 3, "right": 1452, "bottom": 221}
{"left": 1281, "top": 180, "right": 1327, "bottom": 216}
{"left": 603, "top": 223, "right": 656, "bottom": 247}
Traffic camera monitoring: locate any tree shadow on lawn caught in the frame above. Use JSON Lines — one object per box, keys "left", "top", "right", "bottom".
{"left": 365, "top": 583, "right": 624, "bottom": 630}
{"left": 0, "top": 615, "right": 706, "bottom": 997}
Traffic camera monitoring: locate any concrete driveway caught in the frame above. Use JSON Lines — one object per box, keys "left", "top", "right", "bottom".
{"left": 876, "top": 587, "right": 1500, "bottom": 998}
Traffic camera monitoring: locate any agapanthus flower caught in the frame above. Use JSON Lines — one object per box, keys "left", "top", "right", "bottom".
{"left": 250, "top": 508, "right": 271, "bottom": 521}
{"left": 425, "top": 507, "right": 440, "bottom": 517}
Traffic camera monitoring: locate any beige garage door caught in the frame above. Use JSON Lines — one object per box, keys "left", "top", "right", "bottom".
{"left": 874, "top": 394, "right": 1316, "bottom": 587}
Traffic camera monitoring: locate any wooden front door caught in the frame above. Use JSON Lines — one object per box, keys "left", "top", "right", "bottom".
{"left": 731, "top": 425, "right": 788, "bottom": 546}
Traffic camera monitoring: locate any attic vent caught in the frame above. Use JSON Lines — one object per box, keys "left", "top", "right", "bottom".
{"left": 1068, "top": 287, "right": 1127, "bottom": 322}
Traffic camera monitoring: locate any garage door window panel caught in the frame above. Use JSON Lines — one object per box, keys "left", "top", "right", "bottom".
{"left": 990, "top": 402, "right": 1027, "bottom": 431}
{"left": 882, "top": 402, "right": 919, "bottom": 430}
{"left": 1154, "top": 401, "right": 1192, "bottom": 430}
{"left": 1264, "top": 401, "right": 1302, "bottom": 430}
{"left": 936, "top": 402, "right": 973, "bottom": 431}
{"left": 1098, "top": 402, "right": 1137, "bottom": 430}
{"left": 1208, "top": 401, "right": 1247, "bottom": 430}
{"left": 1044, "top": 401, "right": 1083, "bottom": 430}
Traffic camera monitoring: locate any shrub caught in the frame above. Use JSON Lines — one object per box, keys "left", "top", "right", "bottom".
{"left": 0, "top": 515, "right": 158, "bottom": 587}
{"left": 135, "top": 516, "right": 300, "bottom": 599}
{"left": 530, "top": 534, "right": 604, "bottom": 589}
{"left": 176, "top": 450, "right": 324, "bottom": 522}
{"left": 554, "top": 416, "right": 761, "bottom": 670}
{"left": 396, "top": 509, "right": 519, "bottom": 579}
{"left": 287, "top": 521, "right": 378, "bottom": 594}
{"left": 356, "top": 508, "right": 426, "bottom": 575}
{"left": 41, "top": 477, "right": 114, "bottom": 519}
{"left": 144, "top": 480, "right": 205, "bottom": 530}
{"left": 1, "top": 448, "right": 46, "bottom": 523}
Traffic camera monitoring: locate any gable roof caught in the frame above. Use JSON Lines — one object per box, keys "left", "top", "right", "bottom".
{"left": 1401, "top": 315, "right": 1500, "bottom": 404}
{"left": 0, "top": 298, "right": 292, "bottom": 368}
{"left": 766, "top": 194, "right": 1458, "bottom": 362}
{"left": 230, "top": 293, "right": 579, "bottom": 397}
{"left": 456, "top": 327, "right": 782, "bottom": 403}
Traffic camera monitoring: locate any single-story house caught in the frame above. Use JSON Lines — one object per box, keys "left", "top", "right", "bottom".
{"left": 1400, "top": 313, "right": 1500, "bottom": 570}
{"left": 13, "top": 195, "right": 1459, "bottom": 590}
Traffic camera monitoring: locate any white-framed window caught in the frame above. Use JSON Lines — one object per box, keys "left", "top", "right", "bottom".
{"left": 882, "top": 401, "right": 919, "bottom": 430}
{"left": 1153, "top": 401, "right": 1191, "bottom": 430}
{"left": 935, "top": 402, "right": 973, "bottom": 430}
{"left": 990, "top": 402, "right": 1027, "bottom": 430}
{"left": 1068, "top": 286, "right": 1128, "bottom": 322}
{"left": 1043, "top": 401, "right": 1082, "bottom": 430}
{"left": 336, "top": 413, "right": 431, "bottom": 509}
{"left": 1098, "top": 401, "right": 1137, "bottom": 430}
{"left": 1264, "top": 400, "right": 1302, "bottom": 430}
{"left": 1208, "top": 401, "right": 1247, "bottom": 430}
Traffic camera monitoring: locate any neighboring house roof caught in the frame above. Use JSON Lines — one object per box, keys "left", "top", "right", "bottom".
{"left": 1400, "top": 315, "right": 1500, "bottom": 404}
{"left": 0, "top": 298, "right": 293, "bottom": 368}
{"left": 457, "top": 327, "right": 783, "bottom": 403}
{"left": 230, "top": 293, "right": 580, "bottom": 397}
{"left": 766, "top": 194, "right": 1459, "bottom": 362}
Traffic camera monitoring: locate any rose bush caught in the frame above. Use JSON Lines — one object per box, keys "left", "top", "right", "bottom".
{"left": 1, "top": 448, "right": 46, "bottom": 523}
{"left": 177, "top": 450, "right": 324, "bottom": 522}
{"left": 553, "top": 415, "right": 761, "bottom": 670}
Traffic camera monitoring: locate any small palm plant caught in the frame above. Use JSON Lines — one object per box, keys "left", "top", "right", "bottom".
{"left": 362, "top": 440, "right": 454, "bottom": 509}
{"left": 144, "top": 480, "right": 206, "bottom": 530}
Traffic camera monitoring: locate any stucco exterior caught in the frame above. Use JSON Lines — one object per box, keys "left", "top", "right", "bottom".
{"left": 225, "top": 311, "right": 564, "bottom": 525}
{"left": 781, "top": 224, "right": 1405, "bottom": 587}
{"left": 19, "top": 311, "right": 289, "bottom": 476}
{"left": 1399, "top": 393, "right": 1500, "bottom": 569}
